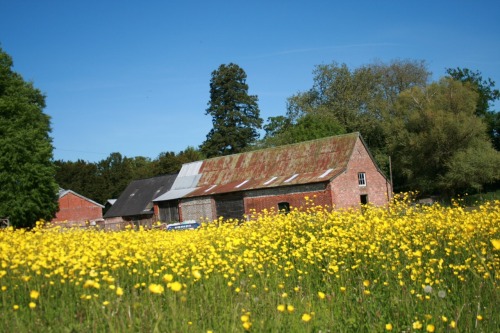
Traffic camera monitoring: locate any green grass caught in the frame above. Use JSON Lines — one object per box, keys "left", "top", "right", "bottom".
{"left": 0, "top": 200, "right": 498, "bottom": 332}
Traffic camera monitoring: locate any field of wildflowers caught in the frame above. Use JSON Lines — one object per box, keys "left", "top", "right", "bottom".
{"left": 0, "top": 194, "right": 499, "bottom": 332}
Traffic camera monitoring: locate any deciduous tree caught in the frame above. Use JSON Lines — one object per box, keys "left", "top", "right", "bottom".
{"left": 387, "top": 78, "right": 500, "bottom": 195}
{"left": 0, "top": 47, "right": 59, "bottom": 228}
{"left": 446, "top": 67, "right": 500, "bottom": 150}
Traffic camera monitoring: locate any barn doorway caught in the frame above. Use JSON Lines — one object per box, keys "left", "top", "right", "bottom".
{"left": 215, "top": 193, "right": 245, "bottom": 221}
{"left": 158, "top": 200, "right": 180, "bottom": 222}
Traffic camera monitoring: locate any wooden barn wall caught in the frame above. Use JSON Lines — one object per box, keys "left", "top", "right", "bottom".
{"left": 157, "top": 200, "right": 180, "bottom": 222}
{"left": 214, "top": 193, "right": 245, "bottom": 220}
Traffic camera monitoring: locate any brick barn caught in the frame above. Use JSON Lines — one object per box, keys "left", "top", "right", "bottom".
{"left": 52, "top": 189, "right": 104, "bottom": 226}
{"left": 153, "top": 132, "right": 392, "bottom": 223}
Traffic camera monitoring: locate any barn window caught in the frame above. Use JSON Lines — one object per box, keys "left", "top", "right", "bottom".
{"left": 358, "top": 172, "right": 366, "bottom": 186}
{"left": 360, "top": 194, "right": 368, "bottom": 205}
{"left": 278, "top": 202, "right": 290, "bottom": 214}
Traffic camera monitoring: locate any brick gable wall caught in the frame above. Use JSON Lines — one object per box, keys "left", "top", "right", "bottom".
{"left": 52, "top": 192, "right": 103, "bottom": 223}
{"left": 330, "top": 138, "right": 391, "bottom": 208}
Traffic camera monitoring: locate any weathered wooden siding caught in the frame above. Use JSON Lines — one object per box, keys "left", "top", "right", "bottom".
{"left": 214, "top": 193, "right": 244, "bottom": 220}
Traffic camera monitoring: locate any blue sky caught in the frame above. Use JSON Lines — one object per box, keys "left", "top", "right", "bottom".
{"left": 1, "top": 0, "right": 499, "bottom": 162}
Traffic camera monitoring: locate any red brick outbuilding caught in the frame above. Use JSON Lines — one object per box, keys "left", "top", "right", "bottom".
{"left": 52, "top": 189, "right": 104, "bottom": 226}
{"left": 154, "top": 132, "right": 392, "bottom": 223}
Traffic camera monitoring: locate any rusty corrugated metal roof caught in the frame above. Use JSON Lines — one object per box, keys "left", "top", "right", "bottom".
{"left": 181, "top": 132, "right": 360, "bottom": 198}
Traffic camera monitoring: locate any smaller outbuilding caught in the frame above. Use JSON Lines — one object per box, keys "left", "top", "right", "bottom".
{"left": 103, "top": 174, "right": 177, "bottom": 229}
{"left": 52, "top": 189, "right": 104, "bottom": 227}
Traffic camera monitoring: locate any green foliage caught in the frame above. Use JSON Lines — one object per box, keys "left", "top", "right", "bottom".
{"left": 281, "top": 59, "right": 430, "bottom": 157}
{"left": 261, "top": 113, "right": 345, "bottom": 148}
{"left": 445, "top": 67, "right": 500, "bottom": 116}
{"left": 387, "top": 78, "right": 500, "bottom": 195}
{"left": 54, "top": 159, "right": 103, "bottom": 202}
{"left": 200, "top": 63, "right": 263, "bottom": 157}
{"left": 0, "top": 47, "right": 59, "bottom": 228}
{"left": 446, "top": 67, "right": 500, "bottom": 150}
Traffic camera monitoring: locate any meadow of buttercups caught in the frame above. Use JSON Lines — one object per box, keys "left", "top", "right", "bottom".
{"left": 0, "top": 194, "right": 498, "bottom": 332}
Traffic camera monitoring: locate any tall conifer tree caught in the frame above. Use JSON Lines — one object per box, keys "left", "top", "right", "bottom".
{"left": 201, "top": 63, "right": 262, "bottom": 157}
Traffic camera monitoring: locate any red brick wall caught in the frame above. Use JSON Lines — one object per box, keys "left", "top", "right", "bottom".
{"left": 331, "top": 138, "right": 391, "bottom": 208}
{"left": 52, "top": 192, "right": 103, "bottom": 223}
{"left": 245, "top": 189, "right": 332, "bottom": 216}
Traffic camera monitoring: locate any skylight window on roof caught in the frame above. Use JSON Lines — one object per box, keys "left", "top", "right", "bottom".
{"left": 143, "top": 202, "right": 153, "bottom": 211}
{"left": 284, "top": 174, "right": 299, "bottom": 183}
{"left": 235, "top": 180, "right": 249, "bottom": 188}
{"left": 263, "top": 176, "right": 278, "bottom": 185}
{"left": 205, "top": 185, "right": 217, "bottom": 192}
{"left": 319, "top": 169, "right": 334, "bottom": 178}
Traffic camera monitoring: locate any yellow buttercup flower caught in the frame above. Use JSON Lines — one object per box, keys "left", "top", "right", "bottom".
{"left": 148, "top": 284, "right": 164, "bottom": 294}
{"left": 413, "top": 321, "right": 423, "bottom": 330}
{"left": 491, "top": 239, "right": 500, "bottom": 250}
{"left": 302, "top": 313, "right": 312, "bottom": 322}
{"left": 163, "top": 274, "right": 174, "bottom": 282}
{"left": 170, "top": 281, "right": 182, "bottom": 292}
{"left": 385, "top": 323, "right": 393, "bottom": 331}
{"left": 30, "top": 290, "right": 40, "bottom": 299}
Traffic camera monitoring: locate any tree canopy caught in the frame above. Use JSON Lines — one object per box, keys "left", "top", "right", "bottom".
{"left": 0, "top": 47, "right": 59, "bottom": 228}
{"left": 200, "top": 63, "right": 262, "bottom": 157}
{"left": 386, "top": 78, "right": 500, "bottom": 194}
{"left": 282, "top": 59, "right": 430, "bottom": 170}
{"left": 446, "top": 67, "right": 500, "bottom": 150}
{"left": 263, "top": 59, "right": 499, "bottom": 197}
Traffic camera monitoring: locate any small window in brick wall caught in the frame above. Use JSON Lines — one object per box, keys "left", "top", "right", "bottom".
{"left": 358, "top": 172, "right": 366, "bottom": 186}
{"left": 278, "top": 202, "right": 290, "bottom": 214}
{"left": 360, "top": 194, "right": 368, "bottom": 205}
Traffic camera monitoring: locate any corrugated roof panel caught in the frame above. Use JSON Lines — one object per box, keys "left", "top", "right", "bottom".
{"left": 200, "top": 133, "right": 356, "bottom": 183}
{"left": 156, "top": 133, "right": 359, "bottom": 201}
{"left": 171, "top": 174, "right": 201, "bottom": 190}
{"left": 153, "top": 188, "right": 197, "bottom": 202}
{"left": 179, "top": 161, "right": 202, "bottom": 177}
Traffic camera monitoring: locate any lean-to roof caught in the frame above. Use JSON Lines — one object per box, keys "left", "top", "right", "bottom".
{"left": 104, "top": 174, "right": 176, "bottom": 218}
